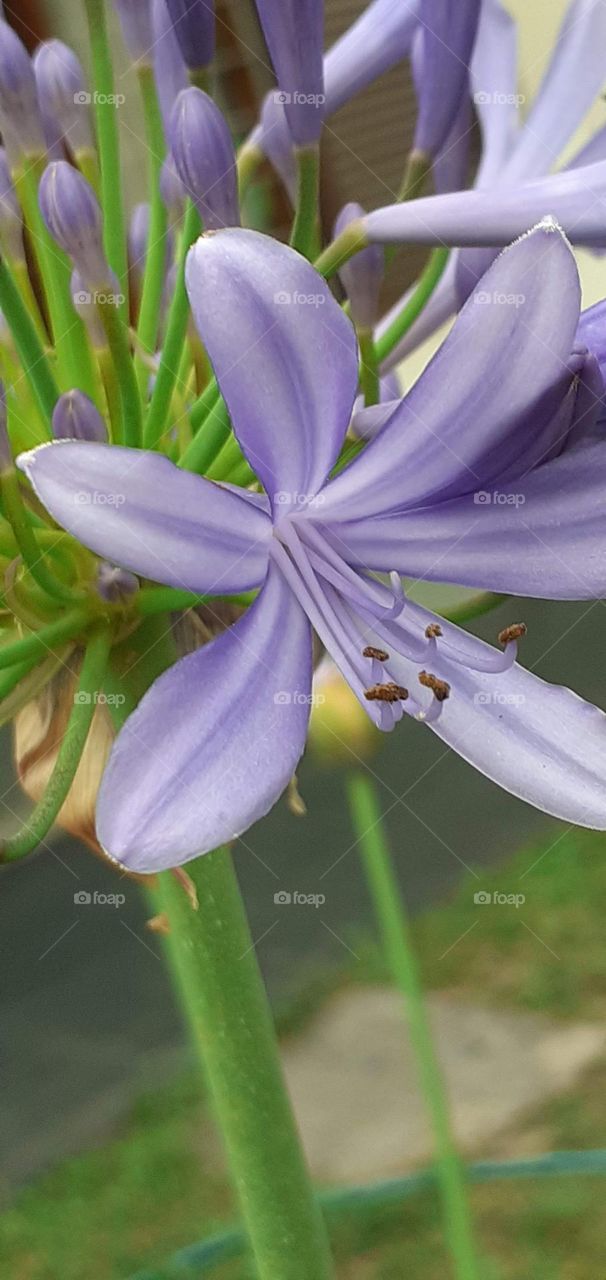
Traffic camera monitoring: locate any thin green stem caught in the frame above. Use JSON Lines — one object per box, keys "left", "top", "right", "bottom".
{"left": 0, "top": 258, "right": 58, "bottom": 425}
{"left": 135, "top": 66, "right": 168, "bottom": 399}
{"left": 0, "top": 606, "right": 90, "bottom": 670}
{"left": 290, "top": 145, "right": 320, "bottom": 260}
{"left": 180, "top": 395, "right": 232, "bottom": 473}
{"left": 84, "top": 0, "right": 128, "bottom": 321}
{"left": 357, "top": 327, "right": 379, "bottom": 406}
{"left": 188, "top": 377, "right": 219, "bottom": 433}
{"left": 144, "top": 203, "right": 201, "bottom": 449}
{"left": 97, "top": 301, "right": 142, "bottom": 446}
{"left": 1, "top": 467, "right": 82, "bottom": 603}
{"left": 136, "top": 585, "right": 208, "bottom": 616}
{"left": 0, "top": 626, "right": 112, "bottom": 861}
{"left": 155, "top": 850, "right": 335, "bottom": 1280}
{"left": 375, "top": 248, "right": 449, "bottom": 366}
{"left": 347, "top": 772, "right": 480, "bottom": 1280}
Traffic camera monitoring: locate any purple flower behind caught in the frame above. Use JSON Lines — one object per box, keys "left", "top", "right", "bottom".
{"left": 254, "top": 0, "right": 325, "bottom": 146}
{"left": 163, "top": 0, "right": 215, "bottom": 72}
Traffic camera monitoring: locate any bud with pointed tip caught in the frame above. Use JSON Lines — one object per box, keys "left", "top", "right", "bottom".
{"left": 115, "top": 0, "right": 154, "bottom": 67}
{"left": 39, "top": 161, "right": 110, "bottom": 286}
{"left": 33, "top": 40, "right": 94, "bottom": 157}
{"left": 52, "top": 390, "right": 108, "bottom": 443}
{"left": 334, "top": 202, "right": 383, "bottom": 330}
{"left": 170, "top": 87, "right": 240, "bottom": 229}
{"left": 163, "top": 0, "right": 215, "bottom": 73}
{"left": 0, "top": 21, "right": 45, "bottom": 161}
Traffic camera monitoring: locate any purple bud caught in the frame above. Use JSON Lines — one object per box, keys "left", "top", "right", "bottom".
{"left": 163, "top": 0, "right": 215, "bottom": 72}
{"left": 160, "top": 152, "right": 185, "bottom": 218}
{"left": 170, "top": 88, "right": 239, "bottom": 229}
{"left": 52, "top": 389, "right": 108, "bottom": 443}
{"left": 254, "top": 0, "right": 325, "bottom": 146}
{"left": 334, "top": 202, "right": 383, "bottom": 330}
{"left": 151, "top": 0, "right": 188, "bottom": 133}
{"left": 411, "top": 0, "right": 480, "bottom": 160}
{"left": 0, "top": 21, "right": 45, "bottom": 159}
{"left": 33, "top": 40, "right": 94, "bottom": 155}
{"left": 39, "top": 161, "right": 109, "bottom": 285}
{"left": 0, "top": 147, "right": 24, "bottom": 261}
{"left": 114, "top": 0, "right": 154, "bottom": 66}
{"left": 96, "top": 561, "right": 139, "bottom": 603}
{"left": 70, "top": 270, "right": 106, "bottom": 348}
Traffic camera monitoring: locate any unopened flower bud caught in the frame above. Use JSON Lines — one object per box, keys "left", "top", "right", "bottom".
{"left": 0, "top": 147, "right": 24, "bottom": 261}
{"left": 0, "top": 21, "right": 45, "bottom": 160}
{"left": 52, "top": 389, "right": 108, "bottom": 443}
{"left": 309, "top": 660, "right": 380, "bottom": 765}
{"left": 334, "top": 202, "right": 383, "bottom": 330}
{"left": 170, "top": 88, "right": 239, "bottom": 229}
{"left": 96, "top": 561, "right": 139, "bottom": 602}
{"left": 39, "top": 160, "right": 109, "bottom": 286}
{"left": 163, "top": 0, "right": 215, "bottom": 72}
{"left": 115, "top": 0, "right": 154, "bottom": 67}
{"left": 33, "top": 40, "right": 94, "bottom": 156}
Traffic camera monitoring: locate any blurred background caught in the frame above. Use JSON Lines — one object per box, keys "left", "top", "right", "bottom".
{"left": 1, "top": 2, "right": 606, "bottom": 1277}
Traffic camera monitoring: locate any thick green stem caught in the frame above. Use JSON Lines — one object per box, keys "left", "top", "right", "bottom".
{"left": 347, "top": 772, "right": 480, "bottom": 1280}
{"left": 1, "top": 467, "right": 82, "bottom": 603}
{"left": 0, "top": 627, "right": 111, "bottom": 861}
{"left": 84, "top": 0, "right": 129, "bottom": 321}
{"left": 144, "top": 203, "right": 201, "bottom": 449}
{"left": 290, "top": 145, "right": 320, "bottom": 260}
{"left": 155, "top": 851, "right": 335, "bottom": 1280}
{"left": 0, "top": 258, "right": 58, "bottom": 425}
{"left": 315, "top": 219, "right": 368, "bottom": 280}
{"left": 357, "top": 327, "right": 379, "bottom": 405}
{"left": 134, "top": 67, "right": 168, "bottom": 400}
{"left": 97, "top": 300, "right": 142, "bottom": 446}
{"left": 0, "top": 606, "right": 90, "bottom": 670}
{"left": 375, "top": 247, "right": 449, "bottom": 366}
{"left": 180, "top": 395, "right": 232, "bottom": 474}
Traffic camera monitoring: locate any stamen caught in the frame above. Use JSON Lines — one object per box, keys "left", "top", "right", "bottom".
{"left": 362, "top": 645, "right": 389, "bottom": 661}
{"left": 365, "top": 683, "right": 409, "bottom": 702}
{"left": 498, "top": 622, "right": 527, "bottom": 647}
{"left": 425, "top": 623, "right": 442, "bottom": 639}
{"left": 418, "top": 671, "right": 451, "bottom": 702}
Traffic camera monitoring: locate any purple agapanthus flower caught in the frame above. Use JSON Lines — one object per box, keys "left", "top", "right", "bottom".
{"left": 377, "top": 0, "right": 606, "bottom": 366}
{"left": 18, "top": 221, "right": 606, "bottom": 870}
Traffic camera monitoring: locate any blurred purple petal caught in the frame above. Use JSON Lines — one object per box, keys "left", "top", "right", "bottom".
{"left": 411, "top": 0, "right": 480, "bottom": 159}
{"left": 335, "top": 201, "right": 383, "bottom": 329}
{"left": 163, "top": 0, "right": 215, "bottom": 71}
{"left": 254, "top": 0, "right": 324, "bottom": 146}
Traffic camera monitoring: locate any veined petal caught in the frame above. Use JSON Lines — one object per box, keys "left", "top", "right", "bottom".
{"left": 185, "top": 228, "right": 358, "bottom": 515}
{"left": 336, "top": 440, "right": 606, "bottom": 600}
{"left": 411, "top": 0, "right": 480, "bottom": 160}
{"left": 18, "top": 442, "right": 270, "bottom": 594}
{"left": 503, "top": 0, "right": 606, "bottom": 183}
{"left": 317, "top": 222, "right": 580, "bottom": 521}
{"left": 97, "top": 563, "right": 313, "bottom": 870}
{"left": 386, "top": 611, "right": 606, "bottom": 829}
{"left": 363, "top": 161, "right": 606, "bottom": 247}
